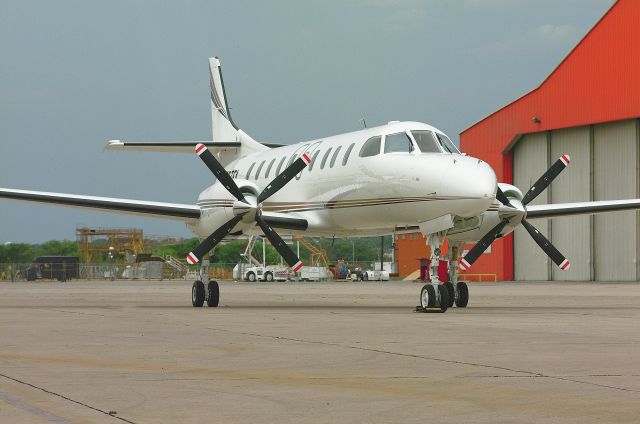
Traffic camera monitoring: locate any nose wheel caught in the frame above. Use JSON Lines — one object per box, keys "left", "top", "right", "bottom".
{"left": 417, "top": 284, "right": 449, "bottom": 313}
{"left": 455, "top": 282, "right": 469, "bottom": 307}
{"left": 192, "top": 281, "right": 205, "bottom": 307}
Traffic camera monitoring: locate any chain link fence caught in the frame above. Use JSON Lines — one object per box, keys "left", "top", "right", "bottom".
{"left": 0, "top": 262, "right": 231, "bottom": 282}
{"left": 0, "top": 261, "right": 395, "bottom": 282}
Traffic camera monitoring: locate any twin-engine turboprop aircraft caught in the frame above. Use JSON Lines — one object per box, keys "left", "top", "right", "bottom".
{"left": 2, "top": 57, "right": 640, "bottom": 312}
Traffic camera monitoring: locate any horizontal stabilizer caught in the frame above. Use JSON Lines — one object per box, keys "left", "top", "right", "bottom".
{"left": 105, "top": 140, "right": 284, "bottom": 153}
{"left": 105, "top": 140, "right": 240, "bottom": 153}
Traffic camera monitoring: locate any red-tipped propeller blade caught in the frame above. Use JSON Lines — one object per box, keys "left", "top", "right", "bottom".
{"left": 459, "top": 219, "right": 509, "bottom": 270}
{"left": 186, "top": 215, "right": 243, "bottom": 265}
{"left": 257, "top": 154, "right": 312, "bottom": 204}
{"left": 195, "top": 143, "right": 246, "bottom": 202}
{"left": 255, "top": 215, "right": 303, "bottom": 271}
{"left": 521, "top": 219, "right": 570, "bottom": 270}
{"left": 522, "top": 154, "right": 570, "bottom": 205}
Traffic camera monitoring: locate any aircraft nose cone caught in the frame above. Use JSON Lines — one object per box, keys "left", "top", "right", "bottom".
{"left": 441, "top": 155, "right": 496, "bottom": 217}
{"left": 467, "top": 156, "right": 497, "bottom": 199}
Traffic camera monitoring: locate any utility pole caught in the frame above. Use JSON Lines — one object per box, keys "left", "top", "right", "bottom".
{"left": 380, "top": 236, "right": 384, "bottom": 271}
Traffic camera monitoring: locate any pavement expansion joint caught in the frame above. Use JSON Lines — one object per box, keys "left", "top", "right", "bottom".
{"left": 0, "top": 372, "right": 137, "bottom": 423}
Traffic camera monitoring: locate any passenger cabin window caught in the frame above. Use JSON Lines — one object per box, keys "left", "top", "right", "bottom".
{"left": 276, "top": 156, "right": 286, "bottom": 175}
{"left": 411, "top": 130, "right": 441, "bottom": 153}
{"left": 309, "top": 150, "right": 321, "bottom": 171}
{"left": 330, "top": 146, "right": 342, "bottom": 168}
{"left": 245, "top": 162, "right": 256, "bottom": 179}
{"left": 384, "top": 132, "right": 414, "bottom": 153}
{"left": 435, "top": 133, "right": 460, "bottom": 154}
{"left": 342, "top": 143, "right": 355, "bottom": 166}
{"left": 286, "top": 153, "right": 297, "bottom": 168}
{"left": 265, "top": 158, "right": 276, "bottom": 179}
{"left": 255, "top": 160, "right": 265, "bottom": 180}
{"left": 320, "top": 147, "right": 333, "bottom": 169}
{"left": 359, "top": 136, "right": 381, "bottom": 157}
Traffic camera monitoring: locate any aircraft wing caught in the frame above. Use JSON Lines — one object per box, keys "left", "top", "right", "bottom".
{"left": 0, "top": 188, "right": 201, "bottom": 221}
{"left": 526, "top": 199, "right": 640, "bottom": 219}
{"left": 105, "top": 140, "right": 284, "bottom": 153}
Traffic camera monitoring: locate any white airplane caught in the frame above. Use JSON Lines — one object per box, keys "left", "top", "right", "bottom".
{"left": 2, "top": 57, "right": 639, "bottom": 312}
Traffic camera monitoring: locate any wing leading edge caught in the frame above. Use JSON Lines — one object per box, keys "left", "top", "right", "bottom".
{"left": 0, "top": 188, "right": 201, "bottom": 221}
{"left": 526, "top": 199, "right": 640, "bottom": 219}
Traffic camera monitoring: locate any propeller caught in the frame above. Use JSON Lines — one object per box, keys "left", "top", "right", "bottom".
{"left": 186, "top": 143, "right": 311, "bottom": 272}
{"left": 460, "top": 155, "right": 571, "bottom": 271}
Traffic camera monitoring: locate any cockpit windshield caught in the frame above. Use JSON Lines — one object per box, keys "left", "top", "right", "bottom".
{"left": 411, "top": 130, "right": 441, "bottom": 153}
{"left": 435, "top": 133, "right": 460, "bottom": 154}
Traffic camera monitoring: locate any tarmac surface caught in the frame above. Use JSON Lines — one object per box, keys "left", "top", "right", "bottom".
{"left": 0, "top": 279, "right": 639, "bottom": 423}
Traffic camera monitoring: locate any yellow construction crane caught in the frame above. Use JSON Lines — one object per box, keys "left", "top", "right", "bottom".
{"left": 293, "top": 236, "right": 330, "bottom": 268}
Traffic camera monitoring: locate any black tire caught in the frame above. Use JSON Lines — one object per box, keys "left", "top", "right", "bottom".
{"left": 455, "top": 282, "right": 469, "bottom": 308}
{"left": 207, "top": 281, "right": 219, "bottom": 307}
{"left": 247, "top": 272, "right": 256, "bottom": 282}
{"left": 192, "top": 281, "right": 205, "bottom": 307}
{"left": 438, "top": 284, "right": 449, "bottom": 312}
{"left": 420, "top": 284, "right": 436, "bottom": 308}
{"left": 443, "top": 282, "right": 455, "bottom": 308}
{"left": 264, "top": 272, "right": 273, "bottom": 282}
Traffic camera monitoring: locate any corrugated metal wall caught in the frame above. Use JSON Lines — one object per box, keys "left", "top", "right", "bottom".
{"left": 593, "top": 120, "right": 638, "bottom": 281}
{"left": 550, "top": 127, "right": 591, "bottom": 281}
{"left": 514, "top": 132, "right": 549, "bottom": 280}
{"left": 513, "top": 118, "right": 639, "bottom": 281}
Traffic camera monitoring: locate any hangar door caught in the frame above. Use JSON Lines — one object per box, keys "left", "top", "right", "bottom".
{"left": 594, "top": 120, "right": 638, "bottom": 281}
{"left": 513, "top": 132, "right": 550, "bottom": 280}
{"left": 513, "top": 118, "right": 639, "bottom": 281}
{"left": 549, "top": 127, "right": 591, "bottom": 281}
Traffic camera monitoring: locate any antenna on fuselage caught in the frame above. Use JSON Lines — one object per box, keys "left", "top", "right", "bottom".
{"left": 359, "top": 117, "right": 367, "bottom": 129}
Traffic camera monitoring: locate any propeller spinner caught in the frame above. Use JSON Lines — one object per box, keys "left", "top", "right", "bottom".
{"left": 460, "top": 155, "right": 571, "bottom": 271}
{"left": 186, "top": 144, "right": 311, "bottom": 272}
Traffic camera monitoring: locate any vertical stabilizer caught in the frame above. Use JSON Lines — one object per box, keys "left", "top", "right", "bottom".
{"left": 209, "top": 57, "right": 238, "bottom": 141}
{"left": 208, "top": 57, "right": 267, "bottom": 159}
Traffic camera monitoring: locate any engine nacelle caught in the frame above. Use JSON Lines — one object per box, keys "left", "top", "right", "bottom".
{"left": 447, "top": 183, "right": 525, "bottom": 243}
{"left": 498, "top": 183, "right": 523, "bottom": 203}
{"left": 186, "top": 179, "right": 262, "bottom": 238}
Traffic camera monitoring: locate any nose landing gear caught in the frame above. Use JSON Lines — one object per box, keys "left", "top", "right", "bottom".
{"left": 416, "top": 235, "right": 449, "bottom": 313}
{"left": 416, "top": 237, "right": 470, "bottom": 313}
{"left": 191, "top": 259, "right": 220, "bottom": 308}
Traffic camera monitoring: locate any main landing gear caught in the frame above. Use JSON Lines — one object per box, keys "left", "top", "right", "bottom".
{"left": 416, "top": 237, "right": 469, "bottom": 313}
{"left": 192, "top": 259, "right": 220, "bottom": 308}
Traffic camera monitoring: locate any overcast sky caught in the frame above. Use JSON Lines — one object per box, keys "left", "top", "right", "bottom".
{"left": 0, "top": 0, "right": 614, "bottom": 243}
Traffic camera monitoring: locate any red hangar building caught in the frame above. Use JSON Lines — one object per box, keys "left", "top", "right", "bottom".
{"left": 396, "top": 0, "right": 640, "bottom": 282}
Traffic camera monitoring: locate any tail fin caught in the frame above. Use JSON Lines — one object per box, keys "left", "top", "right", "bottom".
{"left": 209, "top": 57, "right": 238, "bottom": 141}
{"left": 208, "top": 58, "right": 268, "bottom": 159}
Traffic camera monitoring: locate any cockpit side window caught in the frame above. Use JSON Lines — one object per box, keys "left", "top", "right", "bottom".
{"left": 411, "top": 130, "right": 441, "bottom": 153}
{"left": 384, "top": 132, "right": 414, "bottom": 154}
{"left": 359, "top": 136, "right": 381, "bottom": 157}
{"left": 435, "top": 133, "right": 460, "bottom": 154}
